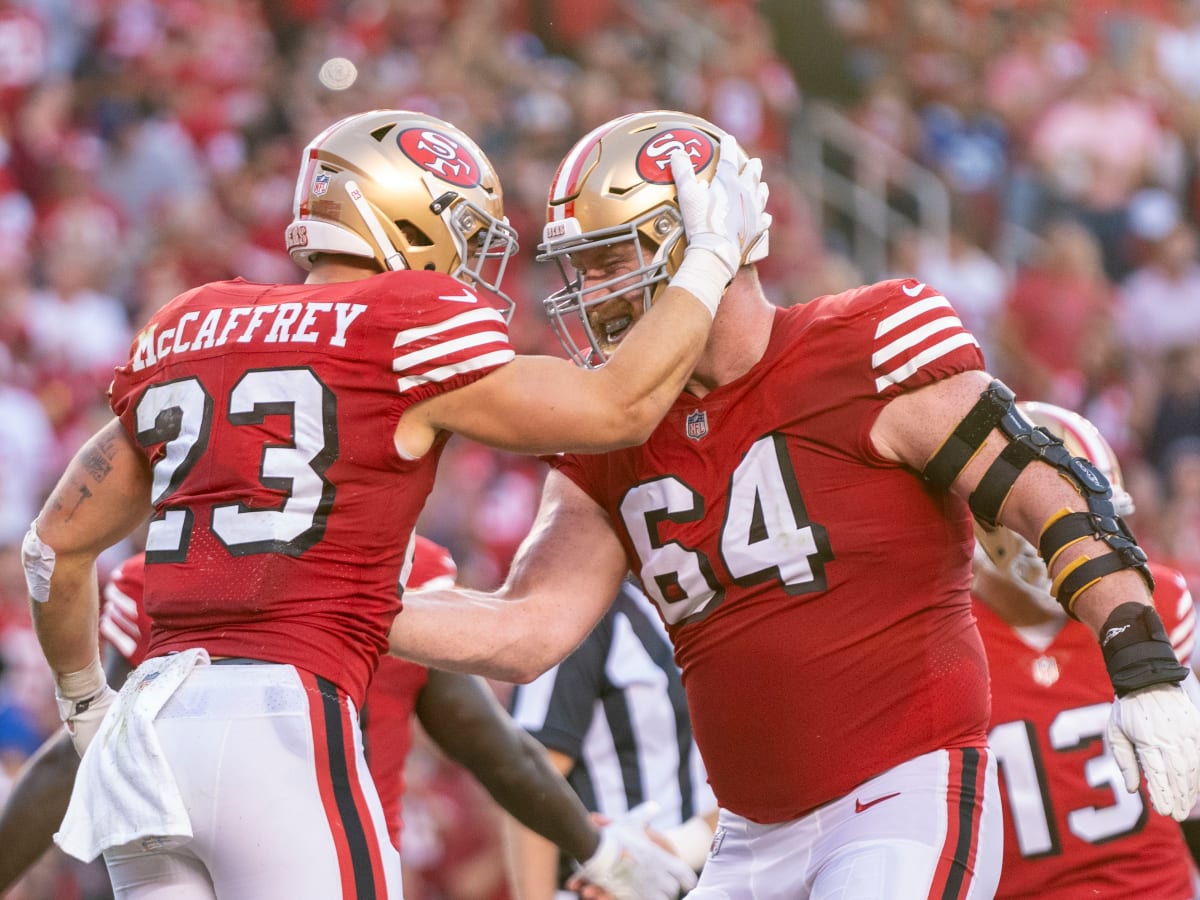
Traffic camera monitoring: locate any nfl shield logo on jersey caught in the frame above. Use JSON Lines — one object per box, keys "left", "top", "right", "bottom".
{"left": 312, "top": 172, "right": 331, "bottom": 196}
{"left": 686, "top": 409, "right": 708, "bottom": 441}
{"left": 1031, "top": 655, "right": 1059, "bottom": 687}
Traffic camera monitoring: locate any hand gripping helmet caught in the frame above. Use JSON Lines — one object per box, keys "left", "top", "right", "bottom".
{"left": 286, "top": 109, "right": 519, "bottom": 319}
{"left": 537, "top": 110, "right": 769, "bottom": 368}
{"left": 974, "top": 402, "right": 1134, "bottom": 616}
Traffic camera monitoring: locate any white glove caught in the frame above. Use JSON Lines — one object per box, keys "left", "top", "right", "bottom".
{"left": 573, "top": 802, "right": 699, "bottom": 900}
{"left": 55, "top": 658, "right": 117, "bottom": 757}
{"left": 668, "top": 133, "right": 772, "bottom": 317}
{"left": 1107, "top": 682, "right": 1200, "bottom": 821}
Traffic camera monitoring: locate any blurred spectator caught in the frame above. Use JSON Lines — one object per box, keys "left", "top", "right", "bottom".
{"left": 1158, "top": 436, "right": 1200, "bottom": 594}
{"left": 1143, "top": 345, "right": 1200, "bottom": 478}
{"left": 993, "top": 219, "right": 1115, "bottom": 409}
{"left": 0, "top": 382, "right": 53, "bottom": 547}
{"left": 0, "top": 0, "right": 47, "bottom": 117}
{"left": 1027, "top": 58, "right": 1167, "bottom": 280}
{"left": 1151, "top": 0, "right": 1200, "bottom": 99}
{"left": 917, "top": 67, "right": 1009, "bottom": 243}
{"left": 694, "top": 4, "right": 800, "bottom": 159}
{"left": 983, "top": 6, "right": 1089, "bottom": 144}
{"left": 1117, "top": 221, "right": 1200, "bottom": 359}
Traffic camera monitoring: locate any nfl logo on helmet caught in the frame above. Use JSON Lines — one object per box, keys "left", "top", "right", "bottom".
{"left": 312, "top": 172, "right": 331, "bottom": 196}
{"left": 686, "top": 409, "right": 708, "bottom": 441}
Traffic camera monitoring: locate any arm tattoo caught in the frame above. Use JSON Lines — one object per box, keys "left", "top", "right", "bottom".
{"left": 65, "top": 485, "right": 92, "bottom": 522}
{"left": 81, "top": 438, "right": 117, "bottom": 482}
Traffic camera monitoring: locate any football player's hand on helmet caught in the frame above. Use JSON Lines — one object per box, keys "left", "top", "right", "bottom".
{"left": 570, "top": 802, "right": 699, "bottom": 900}
{"left": 670, "top": 134, "right": 769, "bottom": 283}
{"left": 667, "top": 134, "right": 770, "bottom": 318}
{"left": 716, "top": 139, "right": 771, "bottom": 266}
{"left": 1107, "top": 682, "right": 1200, "bottom": 821}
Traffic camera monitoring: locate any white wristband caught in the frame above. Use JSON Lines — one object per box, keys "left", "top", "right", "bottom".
{"left": 667, "top": 248, "right": 734, "bottom": 319}
{"left": 21, "top": 522, "right": 56, "bottom": 603}
{"left": 56, "top": 657, "right": 106, "bottom": 701}
{"left": 660, "top": 815, "right": 715, "bottom": 871}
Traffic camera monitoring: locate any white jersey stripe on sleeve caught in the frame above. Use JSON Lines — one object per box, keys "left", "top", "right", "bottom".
{"left": 99, "top": 583, "right": 142, "bottom": 660}
{"left": 396, "top": 348, "right": 515, "bottom": 394}
{"left": 393, "top": 307, "right": 507, "bottom": 348}
{"left": 104, "top": 601, "right": 138, "bottom": 637}
{"left": 874, "top": 333, "right": 980, "bottom": 392}
{"left": 1172, "top": 590, "right": 1195, "bottom": 664}
{"left": 393, "top": 330, "right": 509, "bottom": 372}
{"left": 872, "top": 316, "right": 966, "bottom": 367}
{"left": 100, "top": 618, "right": 139, "bottom": 660}
{"left": 873, "top": 296, "right": 953, "bottom": 337}
{"left": 101, "top": 583, "right": 140, "bottom": 631}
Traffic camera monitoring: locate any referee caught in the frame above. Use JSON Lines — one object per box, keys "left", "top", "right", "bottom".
{"left": 505, "top": 581, "right": 717, "bottom": 898}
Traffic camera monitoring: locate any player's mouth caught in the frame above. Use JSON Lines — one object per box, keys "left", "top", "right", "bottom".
{"left": 588, "top": 297, "right": 638, "bottom": 348}
{"left": 601, "top": 313, "right": 634, "bottom": 344}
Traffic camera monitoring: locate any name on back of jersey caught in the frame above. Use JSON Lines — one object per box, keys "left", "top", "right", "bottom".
{"left": 130, "top": 301, "right": 368, "bottom": 372}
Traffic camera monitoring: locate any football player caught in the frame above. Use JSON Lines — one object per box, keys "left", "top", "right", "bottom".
{"left": 390, "top": 109, "right": 1200, "bottom": 899}
{"left": 22, "top": 109, "right": 761, "bottom": 898}
{"left": 973, "top": 402, "right": 1199, "bottom": 898}
{"left": 0, "top": 538, "right": 663, "bottom": 896}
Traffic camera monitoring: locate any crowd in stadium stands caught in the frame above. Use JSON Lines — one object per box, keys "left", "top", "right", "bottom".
{"left": 4, "top": 0, "right": 1200, "bottom": 896}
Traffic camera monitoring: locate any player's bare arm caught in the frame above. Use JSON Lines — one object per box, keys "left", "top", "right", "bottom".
{"left": 417, "top": 669, "right": 598, "bottom": 864}
{"left": 396, "top": 290, "right": 715, "bottom": 457}
{"left": 505, "top": 746, "right": 576, "bottom": 900}
{"left": 874, "top": 369, "right": 1200, "bottom": 821}
{"left": 417, "top": 666, "right": 697, "bottom": 898}
{"left": 871, "top": 370, "right": 1147, "bottom": 632}
{"left": 27, "top": 419, "right": 152, "bottom": 674}
{"left": 390, "top": 471, "right": 626, "bottom": 680}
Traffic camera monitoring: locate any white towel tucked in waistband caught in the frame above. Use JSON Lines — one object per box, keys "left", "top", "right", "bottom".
{"left": 55, "top": 648, "right": 211, "bottom": 862}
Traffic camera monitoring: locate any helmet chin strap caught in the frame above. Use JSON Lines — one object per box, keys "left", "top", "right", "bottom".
{"left": 344, "top": 179, "right": 407, "bottom": 271}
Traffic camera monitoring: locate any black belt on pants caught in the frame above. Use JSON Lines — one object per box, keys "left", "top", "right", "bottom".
{"left": 210, "top": 657, "right": 276, "bottom": 666}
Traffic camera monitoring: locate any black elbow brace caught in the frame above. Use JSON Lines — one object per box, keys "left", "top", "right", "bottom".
{"left": 1100, "top": 602, "right": 1189, "bottom": 696}
{"left": 922, "top": 379, "right": 1154, "bottom": 616}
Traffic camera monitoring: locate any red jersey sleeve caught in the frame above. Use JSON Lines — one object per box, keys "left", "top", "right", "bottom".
{"left": 380, "top": 271, "right": 515, "bottom": 410}
{"left": 859, "top": 278, "right": 984, "bottom": 400}
{"left": 98, "top": 553, "right": 152, "bottom": 667}
{"left": 406, "top": 535, "right": 458, "bottom": 590}
{"left": 1149, "top": 562, "right": 1196, "bottom": 666}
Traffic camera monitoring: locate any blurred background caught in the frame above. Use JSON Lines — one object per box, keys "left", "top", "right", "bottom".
{"left": 3, "top": 0, "right": 1200, "bottom": 896}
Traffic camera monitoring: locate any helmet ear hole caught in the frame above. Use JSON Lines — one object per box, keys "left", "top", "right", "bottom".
{"left": 396, "top": 221, "right": 433, "bottom": 247}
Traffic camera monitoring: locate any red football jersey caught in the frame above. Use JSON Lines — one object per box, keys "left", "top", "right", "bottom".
{"left": 553, "top": 279, "right": 991, "bottom": 823}
{"left": 365, "top": 536, "right": 457, "bottom": 847}
{"left": 108, "top": 271, "right": 513, "bottom": 706}
{"left": 97, "top": 536, "right": 458, "bottom": 850}
{"left": 98, "top": 552, "right": 153, "bottom": 665}
{"left": 976, "top": 562, "right": 1197, "bottom": 899}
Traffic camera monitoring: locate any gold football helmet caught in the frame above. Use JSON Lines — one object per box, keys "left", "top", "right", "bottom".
{"left": 974, "top": 402, "right": 1133, "bottom": 615}
{"left": 286, "top": 109, "right": 519, "bottom": 318}
{"left": 537, "top": 110, "right": 768, "bottom": 368}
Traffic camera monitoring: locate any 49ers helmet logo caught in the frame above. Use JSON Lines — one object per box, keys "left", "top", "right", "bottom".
{"left": 397, "top": 128, "right": 481, "bottom": 188}
{"left": 636, "top": 128, "right": 714, "bottom": 184}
